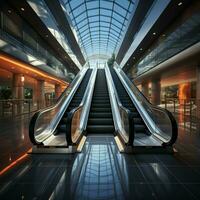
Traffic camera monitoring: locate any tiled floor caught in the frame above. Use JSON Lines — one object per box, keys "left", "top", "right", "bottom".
{"left": 0, "top": 114, "right": 32, "bottom": 171}
{"left": 0, "top": 116, "right": 200, "bottom": 199}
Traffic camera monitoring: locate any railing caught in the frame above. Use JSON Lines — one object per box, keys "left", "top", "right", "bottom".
{"left": 65, "top": 68, "right": 97, "bottom": 145}
{"left": 159, "top": 98, "right": 197, "bottom": 116}
{"left": 114, "top": 63, "right": 178, "bottom": 146}
{"left": 105, "top": 64, "right": 133, "bottom": 145}
{"left": 29, "top": 67, "right": 88, "bottom": 145}
{"left": 158, "top": 97, "right": 200, "bottom": 130}
{"left": 0, "top": 21, "right": 67, "bottom": 74}
{"left": 0, "top": 99, "right": 56, "bottom": 118}
{"left": 135, "top": 12, "right": 200, "bottom": 76}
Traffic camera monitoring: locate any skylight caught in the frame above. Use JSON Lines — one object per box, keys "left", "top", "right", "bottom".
{"left": 62, "top": 0, "right": 136, "bottom": 59}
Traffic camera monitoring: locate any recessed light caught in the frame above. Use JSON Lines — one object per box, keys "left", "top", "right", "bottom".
{"left": 133, "top": 57, "right": 136, "bottom": 59}
{"left": 140, "top": 48, "right": 143, "bottom": 51}
{"left": 178, "top": 2, "right": 182, "bottom": 6}
{"left": 153, "top": 32, "right": 156, "bottom": 35}
{"left": 127, "top": 63, "right": 129, "bottom": 66}
{"left": 21, "top": 7, "right": 25, "bottom": 11}
{"left": 45, "top": 34, "right": 48, "bottom": 38}
{"left": 8, "top": 10, "right": 12, "bottom": 13}
{"left": 162, "top": 34, "right": 166, "bottom": 37}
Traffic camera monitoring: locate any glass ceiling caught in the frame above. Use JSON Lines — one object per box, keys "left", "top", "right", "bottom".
{"left": 63, "top": 0, "right": 136, "bottom": 59}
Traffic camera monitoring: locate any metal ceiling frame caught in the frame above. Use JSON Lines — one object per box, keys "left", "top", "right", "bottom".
{"left": 63, "top": 0, "right": 135, "bottom": 58}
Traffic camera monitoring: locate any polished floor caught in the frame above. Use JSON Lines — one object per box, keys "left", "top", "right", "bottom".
{"left": 0, "top": 116, "right": 200, "bottom": 199}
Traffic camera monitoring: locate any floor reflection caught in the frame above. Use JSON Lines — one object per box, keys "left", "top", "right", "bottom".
{"left": 1, "top": 128, "right": 200, "bottom": 199}
{"left": 73, "top": 136, "right": 125, "bottom": 200}
{"left": 0, "top": 135, "right": 127, "bottom": 199}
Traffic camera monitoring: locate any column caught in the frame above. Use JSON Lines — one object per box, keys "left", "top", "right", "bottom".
{"left": 36, "top": 80, "right": 45, "bottom": 108}
{"left": 141, "top": 82, "right": 149, "bottom": 99}
{"left": 151, "top": 79, "right": 161, "bottom": 105}
{"left": 12, "top": 74, "right": 24, "bottom": 114}
{"left": 196, "top": 66, "right": 200, "bottom": 120}
{"left": 55, "top": 84, "right": 62, "bottom": 99}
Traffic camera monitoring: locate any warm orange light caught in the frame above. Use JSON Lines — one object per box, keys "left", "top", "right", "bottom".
{"left": 0, "top": 149, "right": 31, "bottom": 176}
{"left": 21, "top": 75, "right": 25, "bottom": 82}
{"left": 178, "top": 83, "right": 191, "bottom": 124}
{"left": 178, "top": 83, "right": 191, "bottom": 101}
{"left": 0, "top": 54, "right": 69, "bottom": 86}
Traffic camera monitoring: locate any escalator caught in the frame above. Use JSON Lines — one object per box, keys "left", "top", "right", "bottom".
{"left": 109, "top": 67, "right": 151, "bottom": 142}
{"left": 87, "top": 69, "right": 114, "bottom": 135}
{"left": 29, "top": 68, "right": 92, "bottom": 148}
{"left": 56, "top": 69, "right": 92, "bottom": 136}
{"left": 108, "top": 66, "right": 178, "bottom": 148}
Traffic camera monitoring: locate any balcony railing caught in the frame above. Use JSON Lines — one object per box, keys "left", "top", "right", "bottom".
{"left": 0, "top": 99, "right": 56, "bottom": 118}
{"left": 153, "top": 97, "right": 200, "bottom": 130}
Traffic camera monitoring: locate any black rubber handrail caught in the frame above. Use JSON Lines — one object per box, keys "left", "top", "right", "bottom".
{"left": 65, "top": 105, "right": 83, "bottom": 146}
{"left": 117, "top": 105, "right": 134, "bottom": 146}
{"left": 29, "top": 111, "right": 43, "bottom": 145}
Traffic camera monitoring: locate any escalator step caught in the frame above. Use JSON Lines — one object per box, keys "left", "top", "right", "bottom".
{"left": 132, "top": 112, "right": 140, "bottom": 117}
{"left": 88, "top": 118, "right": 113, "bottom": 125}
{"left": 89, "top": 112, "right": 112, "bottom": 118}
{"left": 134, "top": 124, "right": 146, "bottom": 132}
{"left": 92, "top": 99, "right": 110, "bottom": 102}
{"left": 61, "top": 117, "right": 67, "bottom": 123}
{"left": 92, "top": 97, "right": 110, "bottom": 100}
{"left": 87, "top": 125, "right": 115, "bottom": 133}
{"left": 91, "top": 104, "right": 111, "bottom": 108}
{"left": 58, "top": 124, "right": 66, "bottom": 132}
{"left": 90, "top": 107, "right": 111, "bottom": 112}
{"left": 134, "top": 118, "right": 143, "bottom": 124}
{"left": 68, "top": 104, "right": 80, "bottom": 107}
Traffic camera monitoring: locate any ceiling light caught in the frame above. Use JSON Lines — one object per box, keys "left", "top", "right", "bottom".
{"left": 153, "top": 32, "right": 156, "bottom": 35}
{"left": 178, "top": 2, "right": 182, "bottom": 6}
{"left": 133, "top": 57, "right": 136, "bottom": 59}
{"left": 8, "top": 10, "right": 12, "bottom": 13}
{"left": 21, "top": 7, "right": 25, "bottom": 11}
{"left": 140, "top": 48, "right": 143, "bottom": 51}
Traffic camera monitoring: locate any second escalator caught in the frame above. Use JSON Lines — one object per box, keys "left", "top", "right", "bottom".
{"left": 109, "top": 67, "right": 150, "bottom": 138}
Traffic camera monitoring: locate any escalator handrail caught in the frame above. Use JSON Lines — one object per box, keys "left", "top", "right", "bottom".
{"left": 114, "top": 63, "right": 178, "bottom": 146}
{"left": 29, "top": 66, "right": 88, "bottom": 145}
{"left": 65, "top": 68, "right": 97, "bottom": 145}
{"left": 105, "top": 64, "right": 134, "bottom": 145}
{"left": 66, "top": 105, "right": 83, "bottom": 145}
{"left": 138, "top": 86, "right": 178, "bottom": 145}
